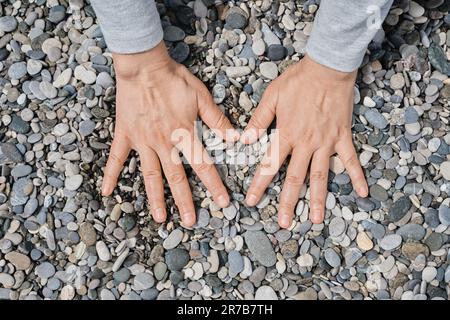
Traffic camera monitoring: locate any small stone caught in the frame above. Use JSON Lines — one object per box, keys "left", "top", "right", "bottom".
{"left": 165, "top": 248, "right": 190, "bottom": 271}
{"left": 422, "top": 266, "right": 437, "bottom": 282}
{"left": 163, "top": 229, "right": 183, "bottom": 250}
{"left": 35, "top": 262, "right": 55, "bottom": 279}
{"left": 8, "top": 62, "right": 27, "bottom": 80}
{"left": 280, "top": 239, "right": 298, "bottom": 259}
{"left": 163, "top": 25, "right": 185, "bottom": 42}
{"left": 329, "top": 217, "right": 346, "bottom": 237}
{"left": 244, "top": 231, "right": 276, "bottom": 267}
{"left": 134, "top": 272, "right": 155, "bottom": 291}
{"left": 390, "top": 73, "right": 405, "bottom": 89}
{"left": 379, "top": 234, "right": 402, "bottom": 251}
{"left": 364, "top": 109, "right": 388, "bottom": 129}
{"left": 267, "top": 44, "right": 286, "bottom": 61}
{"left": 53, "top": 68, "right": 72, "bottom": 88}
{"left": 259, "top": 62, "right": 278, "bottom": 80}
{"left": 74, "top": 65, "right": 96, "bottom": 84}
{"left": 65, "top": 174, "right": 83, "bottom": 191}
{"left": 438, "top": 203, "right": 450, "bottom": 226}
{"left": 225, "top": 7, "right": 248, "bottom": 29}
{"left": 356, "top": 232, "right": 374, "bottom": 251}
{"left": 79, "top": 222, "right": 96, "bottom": 246}
{"left": 5, "top": 251, "right": 31, "bottom": 270}
{"left": 255, "top": 285, "right": 278, "bottom": 300}
{"left": 440, "top": 161, "right": 450, "bottom": 180}
{"left": 324, "top": 248, "right": 341, "bottom": 268}
{"left": 48, "top": 5, "right": 66, "bottom": 24}
{"left": 96, "top": 241, "right": 111, "bottom": 261}
{"left": 388, "top": 196, "right": 412, "bottom": 222}
{"left": 228, "top": 250, "right": 244, "bottom": 277}
{"left": 0, "top": 16, "right": 18, "bottom": 32}
{"left": 223, "top": 203, "right": 237, "bottom": 220}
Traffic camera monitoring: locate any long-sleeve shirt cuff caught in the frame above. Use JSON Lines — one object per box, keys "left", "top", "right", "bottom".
{"left": 306, "top": 0, "right": 393, "bottom": 72}
{"left": 91, "top": 0, "right": 163, "bottom": 54}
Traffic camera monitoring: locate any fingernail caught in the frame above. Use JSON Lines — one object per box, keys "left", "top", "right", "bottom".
{"left": 154, "top": 208, "right": 165, "bottom": 222}
{"left": 182, "top": 213, "right": 195, "bottom": 227}
{"left": 246, "top": 194, "right": 258, "bottom": 206}
{"left": 228, "top": 129, "right": 240, "bottom": 141}
{"left": 101, "top": 184, "right": 109, "bottom": 196}
{"left": 358, "top": 186, "right": 368, "bottom": 196}
{"left": 216, "top": 195, "right": 229, "bottom": 208}
{"left": 279, "top": 214, "right": 291, "bottom": 228}
{"left": 311, "top": 210, "right": 323, "bottom": 224}
{"left": 240, "top": 131, "right": 252, "bottom": 144}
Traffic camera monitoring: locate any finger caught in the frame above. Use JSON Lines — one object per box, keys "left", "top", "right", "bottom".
{"left": 240, "top": 85, "right": 278, "bottom": 144}
{"left": 245, "top": 131, "right": 291, "bottom": 206}
{"left": 196, "top": 86, "right": 240, "bottom": 142}
{"left": 139, "top": 146, "right": 166, "bottom": 223}
{"left": 102, "top": 136, "right": 130, "bottom": 196}
{"left": 308, "top": 149, "right": 331, "bottom": 224}
{"left": 278, "top": 147, "right": 312, "bottom": 228}
{"left": 158, "top": 146, "right": 196, "bottom": 227}
{"left": 335, "top": 137, "right": 368, "bottom": 197}
{"left": 178, "top": 133, "right": 230, "bottom": 208}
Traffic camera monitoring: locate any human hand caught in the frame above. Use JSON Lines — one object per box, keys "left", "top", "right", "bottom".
{"left": 241, "top": 55, "right": 368, "bottom": 227}
{"left": 101, "top": 41, "right": 239, "bottom": 227}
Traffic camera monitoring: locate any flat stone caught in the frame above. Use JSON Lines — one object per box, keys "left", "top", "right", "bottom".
{"left": 8, "top": 62, "right": 27, "bottom": 80}
{"left": 396, "top": 224, "right": 426, "bottom": 241}
{"left": 225, "top": 7, "right": 248, "bottom": 29}
{"left": 223, "top": 203, "right": 237, "bottom": 220}
{"left": 324, "top": 248, "right": 341, "bottom": 268}
{"left": 388, "top": 196, "right": 412, "bottom": 222}
{"left": 0, "top": 16, "right": 18, "bottom": 32}
{"left": 422, "top": 266, "right": 437, "bottom": 282}
{"left": 5, "top": 251, "right": 31, "bottom": 270}
{"left": 255, "top": 285, "right": 278, "bottom": 300}
{"left": 163, "top": 229, "right": 183, "bottom": 250}
{"left": 165, "top": 248, "right": 190, "bottom": 271}
{"left": 438, "top": 203, "right": 450, "bottom": 226}
{"left": 440, "top": 161, "right": 450, "bottom": 180}
{"left": 329, "top": 217, "right": 346, "bottom": 237}
{"left": 96, "top": 241, "right": 111, "bottom": 261}
{"left": 364, "top": 109, "right": 388, "bottom": 129}
{"left": 259, "top": 62, "right": 278, "bottom": 79}
{"left": 79, "top": 222, "right": 96, "bottom": 246}
{"left": 379, "top": 234, "right": 402, "bottom": 251}
{"left": 53, "top": 68, "right": 72, "bottom": 88}
{"left": 356, "top": 231, "right": 374, "bottom": 251}
{"left": 390, "top": 73, "right": 405, "bottom": 89}
{"left": 228, "top": 250, "right": 244, "bottom": 277}
{"left": 163, "top": 25, "right": 185, "bottom": 42}
{"left": 244, "top": 230, "right": 276, "bottom": 267}
{"left": 35, "top": 262, "right": 55, "bottom": 279}
{"left": 133, "top": 272, "right": 155, "bottom": 291}
{"left": 280, "top": 239, "right": 298, "bottom": 259}
{"left": 65, "top": 174, "right": 83, "bottom": 191}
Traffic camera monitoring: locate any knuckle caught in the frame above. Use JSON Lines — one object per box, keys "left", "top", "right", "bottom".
{"left": 196, "top": 162, "right": 212, "bottom": 174}
{"left": 310, "top": 171, "right": 327, "bottom": 183}
{"left": 279, "top": 203, "right": 294, "bottom": 213}
{"left": 108, "top": 152, "right": 123, "bottom": 165}
{"left": 167, "top": 172, "right": 186, "bottom": 185}
{"left": 249, "top": 114, "right": 264, "bottom": 129}
{"left": 142, "top": 169, "right": 162, "bottom": 180}
{"left": 343, "top": 154, "right": 359, "bottom": 168}
{"left": 214, "top": 113, "right": 228, "bottom": 130}
{"left": 285, "top": 175, "right": 303, "bottom": 186}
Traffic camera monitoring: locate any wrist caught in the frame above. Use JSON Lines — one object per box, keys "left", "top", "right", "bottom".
{"left": 302, "top": 54, "right": 357, "bottom": 83}
{"left": 112, "top": 41, "right": 175, "bottom": 80}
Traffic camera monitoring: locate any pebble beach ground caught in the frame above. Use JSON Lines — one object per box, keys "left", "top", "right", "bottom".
{"left": 1, "top": 0, "right": 450, "bottom": 300}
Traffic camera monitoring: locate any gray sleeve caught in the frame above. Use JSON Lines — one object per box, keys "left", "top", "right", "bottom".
{"left": 306, "top": 0, "right": 393, "bottom": 72}
{"left": 90, "top": 0, "right": 163, "bottom": 54}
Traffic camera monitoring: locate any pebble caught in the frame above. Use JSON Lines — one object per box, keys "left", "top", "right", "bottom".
{"left": 5, "top": 251, "right": 31, "bottom": 270}
{"left": 163, "top": 229, "right": 183, "bottom": 250}
{"left": 379, "top": 234, "right": 402, "bottom": 251}
{"left": 438, "top": 203, "right": 450, "bottom": 226}
{"left": 134, "top": 273, "right": 155, "bottom": 291}
{"left": 65, "top": 174, "right": 83, "bottom": 191}
{"left": 96, "top": 241, "right": 111, "bottom": 261}
{"left": 324, "top": 248, "right": 341, "bottom": 268}
{"left": 255, "top": 286, "right": 278, "bottom": 300}
{"left": 228, "top": 250, "right": 244, "bottom": 277}
{"left": 259, "top": 62, "right": 278, "bottom": 80}
{"left": 35, "top": 262, "right": 56, "bottom": 279}
{"left": 0, "top": 16, "right": 17, "bottom": 32}
{"left": 165, "top": 248, "right": 190, "bottom": 271}
{"left": 244, "top": 231, "right": 276, "bottom": 267}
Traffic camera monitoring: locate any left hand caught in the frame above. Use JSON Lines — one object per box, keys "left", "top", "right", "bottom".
{"left": 241, "top": 54, "right": 369, "bottom": 228}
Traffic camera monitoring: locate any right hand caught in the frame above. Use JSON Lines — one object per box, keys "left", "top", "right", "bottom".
{"left": 101, "top": 41, "right": 239, "bottom": 227}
